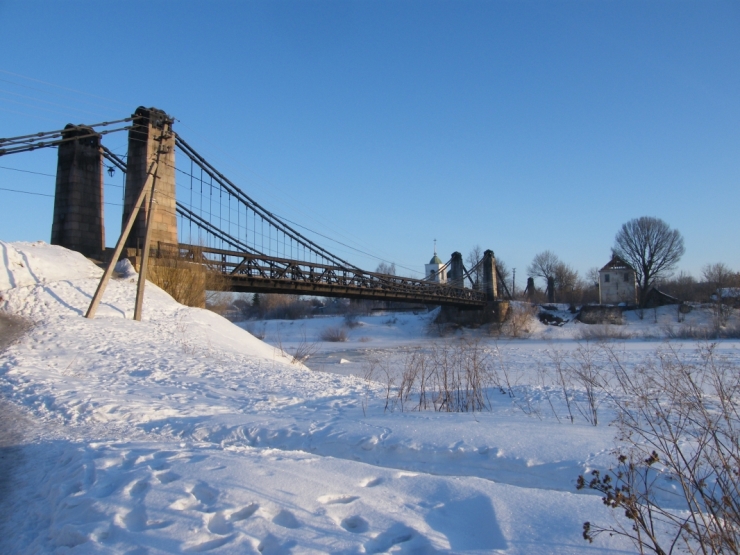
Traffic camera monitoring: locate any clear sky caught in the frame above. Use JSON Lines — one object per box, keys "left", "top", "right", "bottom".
{"left": 1, "top": 0, "right": 738, "bottom": 288}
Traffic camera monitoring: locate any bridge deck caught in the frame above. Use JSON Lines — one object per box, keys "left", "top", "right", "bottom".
{"left": 166, "top": 244, "right": 487, "bottom": 308}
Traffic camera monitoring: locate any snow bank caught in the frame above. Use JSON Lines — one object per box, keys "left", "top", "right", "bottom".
{"left": 0, "top": 241, "right": 638, "bottom": 553}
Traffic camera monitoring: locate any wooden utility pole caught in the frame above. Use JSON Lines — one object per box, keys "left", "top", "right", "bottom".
{"left": 133, "top": 160, "right": 160, "bottom": 321}
{"left": 85, "top": 161, "right": 158, "bottom": 319}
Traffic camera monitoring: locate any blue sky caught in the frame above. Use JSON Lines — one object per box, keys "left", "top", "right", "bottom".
{"left": 1, "top": 0, "right": 738, "bottom": 287}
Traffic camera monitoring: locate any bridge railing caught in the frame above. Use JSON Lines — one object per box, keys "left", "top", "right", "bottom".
{"left": 153, "top": 243, "right": 487, "bottom": 307}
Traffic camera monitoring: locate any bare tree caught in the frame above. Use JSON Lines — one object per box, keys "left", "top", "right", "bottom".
{"left": 466, "top": 245, "right": 483, "bottom": 287}
{"left": 375, "top": 261, "right": 396, "bottom": 275}
{"left": 703, "top": 262, "right": 736, "bottom": 292}
{"left": 554, "top": 262, "right": 579, "bottom": 291}
{"left": 586, "top": 267, "right": 600, "bottom": 288}
{"left": 496, "top": 257, "right": 511, "bottom": 289}
{"left": 528, "top": 250, "right": 560, "bottom": 288}
{"left": 528, "top": 252, "right": 580, "bottom": 302}
{"left": 613, "top": 217, "right": 685, "bottom": 307}
{"left": 554, "top": 262, "right": 582, "bottom": 305}
{"left": 703, "top": 263, "right": 738, "bottom": 329}
{"left": 660, "top": 271, "right": 698, "bottom": 302}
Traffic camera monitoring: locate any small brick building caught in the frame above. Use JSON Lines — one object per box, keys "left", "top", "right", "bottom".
{"left": 599, "top": 255, "right": 637, "bottom": 305}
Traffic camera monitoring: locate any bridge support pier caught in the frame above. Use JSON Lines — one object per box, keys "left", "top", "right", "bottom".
{"left": 51, "top": 125, "right": 105, "bottom": 257}
{"left": 448, "top": 252, "right": 464, "bottom": 288}
{"left": 435, "top": 301, "right": 509, "bottom": 326}
{"left": 123, "top": 107, "right": 177, "bottom": 252}
{"left": 482, "top": 249, "right": 498, "bottom": 301}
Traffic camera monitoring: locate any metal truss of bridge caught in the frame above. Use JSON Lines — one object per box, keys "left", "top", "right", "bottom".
{"left": 0, "top": 106, "right": 510, "bottom": 308}
{"left": 156, "top": 244, "right": 488, "bottom": 308}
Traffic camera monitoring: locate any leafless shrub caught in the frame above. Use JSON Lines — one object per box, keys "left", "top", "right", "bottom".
{"left": 344, "top": 313, "right": 361, "bottom": 329}
{"left": 290, "top": 328, "right": 318, "bottom": 365}
{"left": 719, "top": 322, "right": 740, "bottom": 339}
{"left": 358, "top": 358, "right": 382, "bottom": 416}
{"left": 428, "top": 321, "right": 456, "bottom": 337}
{"left": 577, "top": 324, "right": 633, "bottom": 341}
{"left": 545, "top": 348, "right": 575, "bottom": 424}
{"left": 567, "top": 342, "right": 605, "bottom": 426}
{"left": 379, "top": 339, "right": 495, "bottom": 413}
{"left": 500, "top": 303, "right": 538, "bottom": 338}
{"left": 536, "top": 362, "right": 559, "bottom": 422}
{"left": 664, "top": 322, "right": 740, "bottom": 340}
{"left": 578, "top": 342, "right": 740, "bottom": 554}
{"left": 206, "top": 291, "right": 232, "bottom": 316}
{"left": 147, "top": 246, "right": 228, "bottom": 308}
{"left": 663, "top": 324, "right": 712, "bottom": 340}
{"left": 489, "top": 341, "right": 518, "bottom": 398}
{"left": 265, "top": 295, "right": 312, "bottom": 320}
{"left": 320, "top": 326, "right": 348, "bottom": 342}
{"left": 244, "top": 322, "right": 267, "bottom": 340}
{"left": 543, "top": 342, "right": 606, "bottom": 426}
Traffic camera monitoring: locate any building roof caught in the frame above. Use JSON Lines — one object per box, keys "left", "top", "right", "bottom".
{"left": 599, "top": 254, "right": 635, "bottom": 272}
{"left": 429, "top": 254, "right": 443, "bottom": 265}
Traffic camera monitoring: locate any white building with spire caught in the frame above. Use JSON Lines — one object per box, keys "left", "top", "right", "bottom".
{"left": 424, "top": 241, "right": 447, "bottom": 284}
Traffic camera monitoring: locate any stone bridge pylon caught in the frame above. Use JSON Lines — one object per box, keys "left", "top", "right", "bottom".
{"left": 51, "top": 106, "right": 177, "bottom": 258}
{"left": 121, "top": 107, "right": 177, "bottom": 252}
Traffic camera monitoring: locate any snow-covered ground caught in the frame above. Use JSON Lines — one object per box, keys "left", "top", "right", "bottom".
{"left": 1, "top": 241, "right": 738, "bottom": 554}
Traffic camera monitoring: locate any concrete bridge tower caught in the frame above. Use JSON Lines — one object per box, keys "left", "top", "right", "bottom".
{"left": 51, "top": 125, "right": 105, "bottom": 257}
{"left": 448, "top": 252, "right": 464, "bottom": 288}
{"left": 482, "top": 249, "right": 498, "bottom": 301}
{"left": 122, "top": 107, "right": 177, "bottom": 251}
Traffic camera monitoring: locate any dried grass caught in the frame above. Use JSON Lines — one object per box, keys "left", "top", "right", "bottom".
{"left": 320, "top": 326, "right": 348, "bottom": 342}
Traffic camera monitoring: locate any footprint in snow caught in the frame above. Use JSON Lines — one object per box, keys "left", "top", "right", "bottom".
{"left": 127, "top": 479, "right": 149, "bottom": 497}
{"left": 258, "top": 533, "right": 296, "bottom": 555}
{"left": 341, "top": 515, "right": 369, "bottom": 533}
{"left": 360, "top": 477, "right": 382, "bottom": 488}
{"left": 364, "top": 523, "right": 416, "bottom": 554}
{"left": 207, "top": 511, "right": 233, "bottom": 535}
{"left": 153, "top": 450, "right": 179, "bottom": 459}
{"left": 156, "top": 471, "right": 180, "bottom": 484}
{"left": 230, "top": 503, "right": 258, "bottom": 521}
{"left": 119, "top": 507, "right": 147, "bottom": 532}
{"left": 182, "top": 534, "right": 235, "bottom": 553}
{"left": 148, "top": 459, "right": 170, "bottom": 471}
{"left": 191, "top": 482, "right": 219, "bottom": 506}
{"left": 318, "top": 494, "right": 359, "bottom": 505}
{"left": 92, "top": 478, "right": 119, "bottom": 498}
{"left": 170, "top": 494, "right": 197, "bottom": 511}
{"left": 272, "top": 509, "right": 300, "bottom": 529}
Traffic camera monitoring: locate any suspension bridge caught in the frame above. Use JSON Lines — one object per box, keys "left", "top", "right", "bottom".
{"left": 0, "top": 106, "right": 510, "bottom": 311}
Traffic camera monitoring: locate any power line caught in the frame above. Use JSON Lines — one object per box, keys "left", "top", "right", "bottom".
{"left": 0, "top": 186, "right": 54, "bottom": 198}
{"left": 174, "top": 120, "right": 403, "bottom": 269}
{"left": 0, "top": 115, "right": 422, "bottom": 275}
{"left": 0, "top": 69, "right": 130, "bottom": 108}
{"left": 0, "top": 165, "right": 55, "bottom": 178}
{"left": 0, "top": 87, "right": 111, "bottom": 119}
{"left": 0, "top": 106, "right": 62, "bottom": 124}
{"left": 0, "top": 164, "right": 124, "bottom": 188}
{"left": 0, "top": 77, "right": 125, "bottom": 115}
{"left": 0, "top": 186, "right": 125, "bottom": 207}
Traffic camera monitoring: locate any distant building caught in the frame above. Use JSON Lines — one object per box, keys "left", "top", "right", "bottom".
{"left": 425, "top": 248, "right": 447, "bottom": 284}
{"left": 599, "top": 255, "right": 637, "bottom": 305}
